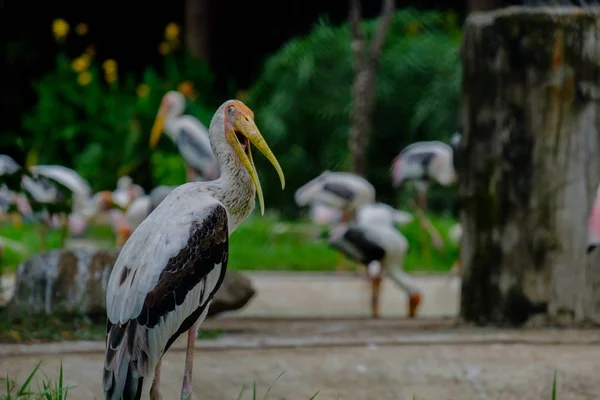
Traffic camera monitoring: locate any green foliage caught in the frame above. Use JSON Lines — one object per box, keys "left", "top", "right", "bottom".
{"left": 247, "top": 8, "right": 462, "bottom": 216}
{"left": 1, "top": 212, "right": 458, "bottom": 274}
{"left": 20, "top": 25, "right": 217, "bottom": 193}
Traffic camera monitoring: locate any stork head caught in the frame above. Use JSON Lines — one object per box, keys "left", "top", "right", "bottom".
{"left": 149, "top": 91, "right": 187, "bottom": 148}
{"left": 219, "top": 100, "right": 285, "bottom": 215}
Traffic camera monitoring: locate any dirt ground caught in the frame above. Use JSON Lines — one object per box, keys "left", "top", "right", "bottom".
{"left": 3, "top": 318, "right": 600, "bottom": 400}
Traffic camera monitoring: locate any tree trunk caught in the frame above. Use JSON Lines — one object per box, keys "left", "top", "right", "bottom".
{"left": 347, "top": 0, "right": 394, "bottom": 177}
{"left": 185, "top": 0, "right": 211, "bottom": 63}
{"left": 459, "top": 6, "right": 600, "bottom": 326}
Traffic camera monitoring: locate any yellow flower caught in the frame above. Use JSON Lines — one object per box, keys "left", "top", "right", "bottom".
{"left": 136, "top": 84, "right": 150, "bottom": 98}
{"left": 71, "top": 55, "right": 90, "bottom": 73}
{"left": 75, "top": 23, "right": 88, "bottom": 36}
{"left": 158, "top": 42, "right": 170, "bottom": 55}
{"left": 105, "top": 71, "right": 118, "bottom": 84}
{"left": 177, "top": 81, "right": 196, "bottom": 98}
{"left": 102, "top": 59, "right": 117, "bottom": 74}
{"left": 406, "top": 21, "right": 421, "bottom": 36}
{"left": 165, "top": 23, "right": 180, "bottom": 41}
{"left": 52, "top": 18, "right": 69, "bottom": 41}
{"left": 77, "top": 71, "right": 92, "bottom": 86}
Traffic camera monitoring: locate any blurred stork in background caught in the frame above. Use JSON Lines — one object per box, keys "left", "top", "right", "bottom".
{"left": 149, "top": 91, "right": 220, "bottom": 182}
{"left": 111, "top": 175, "right": 145, "bottom": 210}
{"left": 295, "top": 171, "right": 376, "bottom": 222}
{"left": 328, "top": 202, "right": 420, "bottom": 318}
{"left": 295, "top": 170, "right": 376, "bottom": 272}
{"left": 390, "top": 133, "right": 460, "bottom": 210}
{"left": 21, "top": 164, "right": 93, "bottom": 250}
{"left": 0, "top": 155, "right": 27, "bottom": 227}
{"left": 390, "top": 133, "right": 462, "bottom": 258}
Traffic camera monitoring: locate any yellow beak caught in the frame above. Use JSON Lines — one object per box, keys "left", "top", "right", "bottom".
{"left": 149, "top": 104, "right": 169, "bottom": 149}
{"left": 227, "top": 115, "right": 285, "bottom": 215}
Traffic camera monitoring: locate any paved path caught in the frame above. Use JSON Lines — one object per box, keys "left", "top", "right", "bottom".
{"left": 2, "top": 319, "right": 600, "bottom": 400}
{"left": 1, "top": 270, "right": 461, "bottom": 317}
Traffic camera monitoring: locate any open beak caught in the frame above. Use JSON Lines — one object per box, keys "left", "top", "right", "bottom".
{"left": 227, "top": 113, "right": 285, "bottom": 215}
{"left": 149, "top": 103, "right": 169, "bottom": 149}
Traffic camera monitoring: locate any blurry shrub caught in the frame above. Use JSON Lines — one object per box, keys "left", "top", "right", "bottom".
{"left": 22, "top": 20, "right": 217, "bottom": 192}
{"left": 247, "top": 8, "right": 462, "bottom": 217}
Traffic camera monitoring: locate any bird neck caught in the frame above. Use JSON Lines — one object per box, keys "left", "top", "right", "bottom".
{"left": 204, "top": 140, "right": 256, "bottom": 232}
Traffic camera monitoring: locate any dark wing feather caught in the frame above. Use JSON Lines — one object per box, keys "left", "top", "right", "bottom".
{"left": 329, "top": 225, "right": 386, "bottom": 264}
{"left": 103, "top": 204, "right": 229, "bottom": 400}
{"left": 323, "top": 182, "right": 355, "bottom": 201}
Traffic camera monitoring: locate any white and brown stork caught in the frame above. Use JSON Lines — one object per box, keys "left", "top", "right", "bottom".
{"left": 328, "top": 202, "right": 421, "bottom": 319}
{"left": 295, "top": 170, "right": 376, "bottom": 222}
{"left": 103, "top": 100, "right": 285, "bottom": 400}
{"left": 295, "top": 171, "right": 376, "bottom": 272}
{"left": 112, "top": 176, "right": 146, "bottom": 210}
{"left": 149, "top": 91, "right": 221, "bottom": 182}
{"left": 390, "top": 132, "right": 461, "bottom": 210}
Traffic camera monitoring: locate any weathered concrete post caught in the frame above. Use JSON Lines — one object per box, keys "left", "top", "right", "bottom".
{"left": 458, "top": 6, "right": 600, "bottom": 326}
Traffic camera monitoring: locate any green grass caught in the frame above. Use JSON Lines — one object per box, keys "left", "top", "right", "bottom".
{"left": 0, "top": 364, "right": 560, "bottom": 399}
{"left": 1, "top": 212, "right": 459, "bottom": 275}
{"left": 228, "top": 213, "right": 459, "bottom": 273}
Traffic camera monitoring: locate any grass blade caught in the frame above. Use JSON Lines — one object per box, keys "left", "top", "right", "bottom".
{"left": 16, "top": 360, "right": 42, "bottom": 396}
{"left": 308, "top": 390, "right": 320, "bottom": 399}
{"left": 262, "top": 371, "right": 285, "bottom": 400}
{"left": 551, "top": 370, "right": 557, "bottom": 400}
{"left": 236, "top": 384, "right": 247, "bottom": 400}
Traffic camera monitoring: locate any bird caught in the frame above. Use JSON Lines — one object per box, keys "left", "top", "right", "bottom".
{"left": 0, "top": 155, "right": 23, "bottom": 190}
{"left": 390, "top": 134, "right": 460, "bottom": 211}
{"left": 102, "top": 100, "right": 285, "bottom": 400}
{"left": 328, "top": 202, "right": 421, "bottom": 319}
{"left": 295, "top": 171, "right": 376, "bottom": 223}
{"left": 125, "top": 186, "right": 176, "bottom": 232}
{"left": 0, "top": 155, "right": 27, "bottom": 226}
{"left": 112, "top": 176, "right": 146, "bottom": 210}
{"left": 149, "top": 91, "right": 221, "bottom": 183}
{"left": 587, "top": 183, "right": 600, "bottom": 254}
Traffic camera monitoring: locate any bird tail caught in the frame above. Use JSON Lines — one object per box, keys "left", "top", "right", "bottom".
{"left": 103, "top": 319, "right": 144, "bottom": 400}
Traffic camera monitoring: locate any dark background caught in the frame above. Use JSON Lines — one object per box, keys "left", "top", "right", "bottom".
{"left": 0, "top": 0, "right": 520, "bottom": 161}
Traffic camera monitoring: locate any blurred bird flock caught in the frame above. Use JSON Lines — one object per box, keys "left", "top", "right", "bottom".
{"left": 0, "top": 8, "right": 463, "bottom": 276}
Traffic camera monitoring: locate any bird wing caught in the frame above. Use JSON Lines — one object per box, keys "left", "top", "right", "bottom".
{"left": 322, "top": 182, "right": 356, "bottom": 201}
{"left": 103, "top": 192, "right": 229, "bottom": 400}
{"left": 175, "top": 117, "right": 217, "bottom": 172}
{"left": 31, "top": 165, "right": 92, "bottom": 200}
{"left": 329, "top": 224, "right": 385, "bottom": 264}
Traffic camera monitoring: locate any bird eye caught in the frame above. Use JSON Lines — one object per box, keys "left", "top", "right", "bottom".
{"left": 228, "top": 106, "right": 236, "bottom": 115}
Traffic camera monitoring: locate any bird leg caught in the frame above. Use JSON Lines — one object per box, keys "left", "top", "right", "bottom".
{"left": 39, "top": 221, "right": 49, "bottom": 252}
{"left": 412, "top": 204, "right": 444, "bottom": 252}
{"left": 150, "top": 359, "right": 163, "bottom": 400}
{"left": 367, "top": 261, "right": 383, "bottom": 318}
{"left": 181, "top": 321, "right": 199, "bottom": 400}
{"left": 417, "top": 189, "right": 427, "bottom": 211}
{"left": 371, "top": 275, "right": 383, "bottom": 319}
{"left": 59, "top": 213, "right": 69, "bottom": 247}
